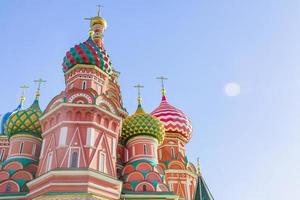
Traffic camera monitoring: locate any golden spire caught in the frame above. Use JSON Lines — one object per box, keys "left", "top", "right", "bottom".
{"left": 197, "top": 157, "right": 201, "bottom": 176}
{"left": 34, "top": 78, "right": 46, "bottom": 100}
{"left": 19, "top": 85, "right": 29, "bottom": 106}
{"left": 134, "top": 84, "right": 144, "bottom": 106}
{"left": 156, "top": 76, "right": 168, "bottom": 99}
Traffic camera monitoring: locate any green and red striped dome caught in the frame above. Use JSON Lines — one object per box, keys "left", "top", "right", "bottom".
{"left": 62, "top": 37, "right": 112, "bottom": 74}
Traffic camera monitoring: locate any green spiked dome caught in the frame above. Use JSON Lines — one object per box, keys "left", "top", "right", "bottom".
{"left": 4, "top": 99, "right": 42, "bottom": 139}
{"left": 121, "top": 103, "right": 165, "bottom": 145}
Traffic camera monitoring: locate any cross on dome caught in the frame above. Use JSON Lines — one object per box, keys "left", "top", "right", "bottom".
{"left": 34, "top": 79, "right": 46, "bottom": 100}
{"left": 156, "top": 76, "right": 168, "bottom": 100}
{"left": 19, "top": 85, "right": 29, "bottom": 106}
{"left": 134, "top": 84, "right": 144, "bottom": 105}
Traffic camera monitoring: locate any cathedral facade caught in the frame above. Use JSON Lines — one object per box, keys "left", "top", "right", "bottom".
{"left": 0, "top": 11, "right": 213, "bottom": 200}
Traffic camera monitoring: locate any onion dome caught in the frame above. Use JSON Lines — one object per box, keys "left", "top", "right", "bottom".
{"left": 62, "top": 37, "right": 112, "bottom": 74}
{"left": 0, "top": 86, "right": 27, "bottom": 135}
{"left": 4, "top": 99, "right": 42, "bottom": 139}
{"left": 0, "top": 104, "right": 22, "bottom": 135}
{"left": 151, "top": 88, "right": 192, "bottom": 143}
{"left": 121, "top": 104, "right": 165, "bottom": 145}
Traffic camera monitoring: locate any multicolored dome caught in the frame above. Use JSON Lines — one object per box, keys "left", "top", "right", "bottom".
{"left": 151, "top": 91, "right": 192, "bottom": 143}
{"left": 0, "top": 103, "right": 22, "bottom": 135}
{"left": 121, "top": 104, "right": 165, "bottom": 145}
{"left": 4, "top": 100, "right": 42, "bottom": 139}
{"left": 62, "top": 37, "right": 112, "bottom": 74}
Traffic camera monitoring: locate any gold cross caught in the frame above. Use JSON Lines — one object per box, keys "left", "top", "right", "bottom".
{"left": 19, "top": 85, "right": 29, "bottom": 105}
{"left": 34, "top": 78, "right": 46, "bottom": 99}
{"left": 134, "top": 84, "right": 144, "bottom": 104}
{"left": 156, "top": 76, "right": 168, "bottom": 89}
{"left": 134, "top": 84, "right": 144, "bottom": 98}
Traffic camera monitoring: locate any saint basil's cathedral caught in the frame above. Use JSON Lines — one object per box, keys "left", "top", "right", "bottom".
{"left": 0, "top": 10, "right": 214, "bottom": 200}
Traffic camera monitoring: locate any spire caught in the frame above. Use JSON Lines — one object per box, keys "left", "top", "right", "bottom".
{"left": 34, "top": 78, "right": 46, "bottom": 100}
{"left": 156, "top": 76, "right": 168, "bottom": 101}
{"left": 19, "top": 85, "right": 29, "bottom": 108}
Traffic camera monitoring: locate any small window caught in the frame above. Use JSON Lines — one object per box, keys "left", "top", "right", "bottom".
{"left": 171, "top": 147, "right": 175, "bottom": 159}
{"left": 159, "top": 149, "right": 162, "bottom": 160}
{"left": 143, "top": 184, "right": 147, "bottom": 192}
{"left": 70, "top": 151, "right": 78, "bottom": 168}
{"left": 86, "top": 128, "right": 95, "bottom": 147}
{"left": 59, "top": 127, "right": 68, "bottom": 146}
{"left": 47, "top": 152, "right": 53, "bottom": 171}
{"left": 19, "top": 142, "right": 24, "bottom": 153}
{"left": 143, "top": 144, "right": 147, "bottom": 155}
{"left": 32, "top": 144, "right": 36, "bottom": 156}
{"left": 82, "top": 81, "right": 87, "bottom": 90}
{"left": 99, "top": 152, "right": 106, "bottom": 172}
{"left": 5, "top": 183, "right": 11, "bottom": 193}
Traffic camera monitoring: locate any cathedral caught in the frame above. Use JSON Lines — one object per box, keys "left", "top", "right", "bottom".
{"left": 0, "top": 10, "right": 214, "bottom": 200}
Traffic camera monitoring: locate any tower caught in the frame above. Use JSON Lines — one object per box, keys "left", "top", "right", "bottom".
{"left": 151, "top": 79, "right": 198, "bottom": 200}
{"left": 27, "top": 11, "right": 126, "bottom": 200}
{"left": 0, "top": 84, "right": 43, "bottom": 195}
{"left": 120, "top": 85, "right": 177, "bottom": 200}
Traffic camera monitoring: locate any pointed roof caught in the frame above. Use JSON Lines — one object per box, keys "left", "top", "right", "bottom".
{"left": 194, "top": 175, "right": 214, "bottom": 200}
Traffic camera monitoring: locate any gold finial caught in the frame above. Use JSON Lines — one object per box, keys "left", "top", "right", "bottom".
{"left": 156, "top": 76, "right": 168, "bottom": 97}
{"left": 34, "top": 79, "right": 46, "bottom": 100}
{"left": 85, "top": 5, "right": 107, "bottom": 31}
{"left": 19, "top": 85, "right": 29, "bottom": 106}
{"left": 197, "top": 157, "right": 201, "bottom": 176}
{"left": 134, "top": 84, "right": 144, "bottom": 105}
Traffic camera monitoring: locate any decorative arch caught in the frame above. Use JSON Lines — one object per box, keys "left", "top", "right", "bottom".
{"left": 122, "top": 164, "right": 134, "bottom": 175}
{"left": 3, "top": 161, "right": 23, "bottom": 171}
{"left": 145, "top": 171, "right": 161, "bottom": 182}
{"left": 135, "top": 181, "right": 155, "bottom": 192}
{"left": 97, "top": 99, "right": 116, "bottom": 114}
{"left": 126, "top": 171, "right": 144, "bottom": 182}
{"left": 0, "top": 171, "right": 9, "bottom": 180}
{"left": 11, "top": 170, "right": 33, "bottom": 181}
{"left": 168, "top": 160, "right": 186, "bottom": 170}
{"left": 136, "top": 162, "right": 152, "bottom": 172}
{"left": 68, "top": 93, "right": 93, "bottom": 104}
{"left": 0, "top": 180, "right": 19, "bottom": 193}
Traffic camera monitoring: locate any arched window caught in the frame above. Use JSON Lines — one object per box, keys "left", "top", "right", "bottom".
{"left": 5, "top": 183, "right": 11, "bottom": 193}
{"left": 82, "top": 81, "right": 87, "bottom": 90}
{"left": 143, "top": 144, "right": 147, "bottom": 155}
{"left": 143, "top": 184, "right": 147, "bottom": 192}
{"left": 71, "top": 151, "right": 78, "bottom": 168}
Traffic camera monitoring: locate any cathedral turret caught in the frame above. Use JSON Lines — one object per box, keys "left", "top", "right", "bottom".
{"left": 151, "top": 77, "right": 197, "bottom": 200}
{"left": 27, "top": 9, "right": 123, "bottom": 200}
{"left": 120, "top": 85, "right": 176, "bottom": 199}
{"left": 0, "top": 82, "right": 44, "bottom": 194}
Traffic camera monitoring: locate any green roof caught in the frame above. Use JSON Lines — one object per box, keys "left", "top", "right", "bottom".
{"left": 1, "top": 157, "right": 37, "bottom": 168}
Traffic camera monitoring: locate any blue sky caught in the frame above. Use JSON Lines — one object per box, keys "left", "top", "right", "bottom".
{"left": 0, "top": 0, "right": 299, "bottom": 199}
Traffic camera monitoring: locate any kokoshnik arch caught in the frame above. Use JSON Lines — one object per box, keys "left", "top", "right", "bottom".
{"left": 0, "top": 9, "right": 214, "bottom": 200}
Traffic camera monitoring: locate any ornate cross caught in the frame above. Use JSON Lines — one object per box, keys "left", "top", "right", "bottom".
{"left": 19, "top": 85, "right": 29, "bottom": 105}
{"left": 34, "top": 78, "right": 46, "bottom": 99}
{"left": 156, "top": 76, "right": 168, "bottom": 89}
{"left": 20, "top": 85, "right": 29, "bottom": 97}
{"left": 134, "top": 84, "right": 144, "bottom": 104}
